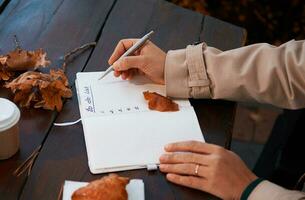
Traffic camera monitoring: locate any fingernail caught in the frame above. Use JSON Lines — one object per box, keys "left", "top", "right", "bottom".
{"left": 166, "top": 174, "right": 174, "bottom": 179}
{"left": 165, "top": 144, "right": 171, "bottom": 150}
{"left": 159, "top": 154, "right": 167, "bottom": 161}
{"left": 159, "top": 164, "right": 166, "bottom": 171}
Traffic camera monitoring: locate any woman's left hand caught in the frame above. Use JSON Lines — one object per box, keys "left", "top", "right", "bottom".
{"left": 159, "top": 141, "right": 257, "bottom": 200}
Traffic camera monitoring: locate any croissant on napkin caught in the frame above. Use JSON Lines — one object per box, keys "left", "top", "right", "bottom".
{"left": 72, "top": 174, "right": 130, "bottom": 200}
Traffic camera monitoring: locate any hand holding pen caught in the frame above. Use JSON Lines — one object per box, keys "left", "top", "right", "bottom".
{"left": 106, "top": 32, "right": 166, "bottom": 84}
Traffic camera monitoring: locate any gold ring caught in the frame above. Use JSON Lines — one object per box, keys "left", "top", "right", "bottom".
{"left": 195, "top": 164, "right": 200, "bottom": 176}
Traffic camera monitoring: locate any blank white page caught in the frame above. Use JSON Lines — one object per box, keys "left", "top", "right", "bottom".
{"left": 82, "top": 107, "right": 204, "bottom": 173}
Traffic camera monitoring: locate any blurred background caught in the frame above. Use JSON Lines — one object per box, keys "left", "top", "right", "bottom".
{"left": 168, "top": 0, "right": 305, "bottom": 170}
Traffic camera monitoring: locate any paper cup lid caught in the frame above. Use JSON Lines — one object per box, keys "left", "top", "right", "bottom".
{"left": 0, "top": 98, "right": 20, "bottom": 132}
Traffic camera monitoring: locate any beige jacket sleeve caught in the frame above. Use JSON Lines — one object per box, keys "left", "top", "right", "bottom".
{"left": 248, "top": 181, "right": 305, "bottom": 200}
{"left": 165, "top": 40, "right": 305, "bottom": 199}
{"left": 165, "top": 40, "right": 305, "bottom": 109}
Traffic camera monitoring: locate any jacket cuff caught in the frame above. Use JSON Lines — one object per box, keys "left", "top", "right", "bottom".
{"left": 165, "top": 48, "right": 190, "bottom": 98}
{"left": 248, "top": 181, "right": 305, "bottom": 200}
{"left": 241, "top": 178, "right": 265, "bottom": 200}
{"left": 165, "top": 43, "right": 211, "bottom": 98}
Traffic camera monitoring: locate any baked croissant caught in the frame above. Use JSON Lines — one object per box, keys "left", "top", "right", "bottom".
{"left": 72, "top": 174, "right": 130, "bottom": 200}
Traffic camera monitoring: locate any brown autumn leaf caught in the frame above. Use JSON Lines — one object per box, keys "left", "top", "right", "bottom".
{"left": 143, "top": 91, "right": 179, "bottom": 112}
{"left": 0, "top": 56, "right": 14, "bottom": 80}
{"left": 0, "top": 69, "right": 14, "bottom": 81}
{"left": 0, "top": 48, "right": 50, "bottom": 81}
{"left": 72, "top": 174, "right": 130, "bottom": 200}
{"left": 5, "top": 69, "right": 72, "bottom": 111}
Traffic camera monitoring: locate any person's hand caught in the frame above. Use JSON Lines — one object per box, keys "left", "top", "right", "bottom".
{"left": 108, "top": 39, "right": 166, "bottom": 84}
{"left": 159, "top": 141, "right": 257, "bottom": 200}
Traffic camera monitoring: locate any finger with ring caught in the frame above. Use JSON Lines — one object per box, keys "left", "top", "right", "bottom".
{"left": 195, "top": 164, "right": 200, "bottom": 176}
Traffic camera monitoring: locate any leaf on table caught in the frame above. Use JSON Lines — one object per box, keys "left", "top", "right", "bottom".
{"left": 0, "top": 56, "right": 14, "bottom": 80}
{"left": 143, "top": 91, "right": 179, "bottom": 112}
{"left": 5, "top": 69, "right": 72, "bottom": 111}
{"left": 0, "top": 48, "right": 50, "bottom": 81}
{"left": 0, "top": 69, "right": 14, "bottom": 81}
{"left": 5, "top": 48, "right": 50, "bottom": 71}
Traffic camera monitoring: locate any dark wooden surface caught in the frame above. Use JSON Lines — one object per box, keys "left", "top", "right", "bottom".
{"left": 0, "top": 0, "right": 246, "bottom": 199}
{"left": 0, "top": 0, "right": 9, "bottom": 12}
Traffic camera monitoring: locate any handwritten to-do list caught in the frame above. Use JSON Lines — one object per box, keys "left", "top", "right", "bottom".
{"left": 76, "top": 72, "right": 190, "bottom": 118}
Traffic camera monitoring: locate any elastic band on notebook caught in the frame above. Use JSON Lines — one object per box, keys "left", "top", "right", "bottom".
{"left": 54, "top": 118, "right": 82, "bottom": 126}
{"left": 241, "top": 178, "right": 264, "bottom": 200}
{"left": 146, "top": 164, "right": 158, "bottom": 171}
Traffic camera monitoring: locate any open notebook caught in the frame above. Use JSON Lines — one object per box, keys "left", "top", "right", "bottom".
{"left": 75, "top": 72, "right": 204, "bottom": 174}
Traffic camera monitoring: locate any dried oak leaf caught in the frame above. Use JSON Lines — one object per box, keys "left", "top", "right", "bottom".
{"left": 5, "top": 48, "right": 50, "bottom": 71}
{"left": 0, "top": 48, "right": 50, "bottom": 81}
{"left": 72, "top": 174, "right": 130, "bottom": 200}
{"left": 143, "top": 91, "right": 179, "bottom": 112}
{"left": 0, "top": 68, "right": 14, "bottom": 81}
{"left": 5, "top": 69, "right": 72, "bottom": 111}
{"left": 0, "top": 56, "right": 14, "bottom": 80}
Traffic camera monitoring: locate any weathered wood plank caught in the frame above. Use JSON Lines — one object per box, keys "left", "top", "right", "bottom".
{"left": 201, "top": 15, "right": 247, "bottom": 50}
{"left": 0, "top": 0, "right": 67, "bottom": 198}
{"left": 0, "top": 0, "right": 10, "bottom": 14}
{"left": 0, "top": 0, "right": 65, "bottom": 52}
{"left": 85, "top": 0, "right": 157, "bottom": 72}
{"left": 0, "top": 0, "right": 116, "bottom": 199}
{"left": 0, "top": 0, "right": 9, "bottom": 11}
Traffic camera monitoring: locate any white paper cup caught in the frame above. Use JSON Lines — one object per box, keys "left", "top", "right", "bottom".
{"left": 0, "top": 98, "right": 20, "bottom": 160}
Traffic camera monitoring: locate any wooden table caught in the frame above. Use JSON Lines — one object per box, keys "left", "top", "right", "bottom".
{"left": 0, "top": 0, "right": 246, "bottom": 199}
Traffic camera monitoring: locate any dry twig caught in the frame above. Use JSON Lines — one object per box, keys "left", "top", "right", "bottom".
{"left": 13, "top": 145, "right": 42, "bottom": 177}
{"left": 13, "top": 35, "right": 21, "bottom": 49}
{"left": 62, "top": 42, "right": 96, "bottom": 72}
{"left": 57, "top": 183, "right": 64, "bottom": 200}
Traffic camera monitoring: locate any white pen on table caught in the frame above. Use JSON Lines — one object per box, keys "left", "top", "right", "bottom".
{"left": 98, "top": 30, "right": 154, "bottom": 80}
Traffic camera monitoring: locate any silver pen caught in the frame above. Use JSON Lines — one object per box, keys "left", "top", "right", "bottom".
{"left": 98, "top": 30, "right": 154, "bottom": 80}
